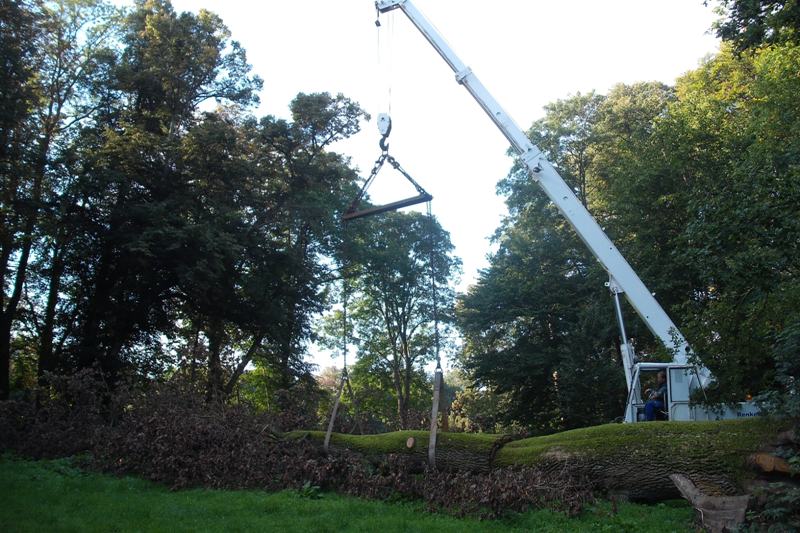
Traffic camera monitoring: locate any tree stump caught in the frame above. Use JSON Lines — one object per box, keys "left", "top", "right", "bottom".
{"left": 670, "top": 473, "right": 749, "bottom": 533}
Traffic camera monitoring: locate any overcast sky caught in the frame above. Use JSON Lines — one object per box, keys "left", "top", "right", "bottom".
{"left": 165, "top": 0, "right": 722, "bottom": 369}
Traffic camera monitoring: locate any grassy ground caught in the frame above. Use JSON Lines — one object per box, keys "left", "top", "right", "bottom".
{"left": 0, "top": 455, "right": 696, "bottom": 532}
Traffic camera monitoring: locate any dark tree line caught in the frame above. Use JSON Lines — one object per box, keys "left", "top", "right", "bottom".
{"left": 1, "top": 0, "right": 368, "bottom": 401}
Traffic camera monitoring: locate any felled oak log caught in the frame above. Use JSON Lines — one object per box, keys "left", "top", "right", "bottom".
{"left": 286, "top": 418, "right": 786, "bottom": 501}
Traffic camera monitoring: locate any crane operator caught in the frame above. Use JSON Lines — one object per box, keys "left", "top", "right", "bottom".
{"left": 645, "top": 371, "right": 668, "bottom": 421}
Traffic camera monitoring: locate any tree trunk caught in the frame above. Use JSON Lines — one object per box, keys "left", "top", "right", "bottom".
{"left": 206, "top": 321, "right": 225, "bottom": 401}
{"left": 0, "top": 139, "right": 49, "bottom": 398}
{"left": 189, "top": 328, "right": 200, "bottom": 385}
{"left": 403, "top": 351, "right": 412, "bottom": 426}
{"left": 299, "top": 418, "right": 786, "bottom": 502}
{"left": 0, "top": 224, "right": 35, "bottom": 400}
{"left": 390, "top": 352, "right": 408, "bottom": 429}
{"left": 78, "top": 239, "right": 115, "bottom": 370}
{"left": 0, "top": 314, "right": 11, "bottom": 400}
{"left": 223, "top": 333, "right": 264, "bottom": 397}
{"left": 38, "top": 242, "right": 66, "bottom": 382}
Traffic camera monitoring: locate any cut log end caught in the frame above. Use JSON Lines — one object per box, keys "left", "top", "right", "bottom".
{"left": 749, "top": 452, "right": 793, "bottom": 474}
{"left": 670, "top": 473, "right": 749, "bottom": 533}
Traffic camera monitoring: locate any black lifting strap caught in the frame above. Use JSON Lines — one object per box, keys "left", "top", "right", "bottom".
{"left": 343, "top": 122, "right": 432, "bottom": 221}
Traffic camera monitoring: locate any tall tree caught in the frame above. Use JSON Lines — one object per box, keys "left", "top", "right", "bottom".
{"left": 1, "top": 0, "right": 40, "bottom": 399}
{"left": 658, "top": 44, "right": 800, "bottom": 401}
{"left": 526, "top": 92, "right": 604, "bottom": 207}
{"left": 2, "top": 0, "right": 371, "bottom": 402}
{"left": 458, "top": 83, "right": 678, "bottom": 432}
{"left": 0, "top": 0, "right": 120, "bottom": 398}
{"left": 590, "top": 82, "right": 687, "bottom": 349}
{"left": 459, "top": 40, "right": 800, "bottom": 431}
{"left": 57, "top": 0, "right": 263, "bottom": 381}
{"left": 458, "top": 190, "right": 625, "bottom": 432}
{"left": 176, "top": 92, "right": 366, "bottom": 400}
{"left": 253, "top": 92, "right": 366, "bottom": 392}
{"left": 329, "top": 211, "right": 459, "bottom": 429}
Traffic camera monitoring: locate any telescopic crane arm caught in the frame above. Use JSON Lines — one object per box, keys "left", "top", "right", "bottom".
{"left": 375, "top": 0, "right": 705, "bottom": 378}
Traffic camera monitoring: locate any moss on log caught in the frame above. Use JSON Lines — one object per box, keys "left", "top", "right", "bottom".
{"left": 498, "top": 419, "right": 784, "bottom": 500}
{"left": 286, "top": 418, "right": 787, "bottom": 501}
{"left": 285, "top": 429, "right": 509, "bottom": 472}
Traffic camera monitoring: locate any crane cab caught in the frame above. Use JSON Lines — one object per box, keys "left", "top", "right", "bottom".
{"left": 625, "top": 362, "right": 761, "bottom": 423}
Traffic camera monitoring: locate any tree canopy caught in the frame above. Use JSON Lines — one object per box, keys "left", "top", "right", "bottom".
{"left": 1, "top": 0, "right": 367, "bottom": 402}
{"left": 457, "top": 40, "right": 800, "bottom": 432}
{"left": 318, "top": 211, "right": 460, "bottom": 430}
{"left": 712, "top": 0, "right": 800, "bottom": 51}
{"left": 2, "top": 0, "right": 798, "bottom": 441}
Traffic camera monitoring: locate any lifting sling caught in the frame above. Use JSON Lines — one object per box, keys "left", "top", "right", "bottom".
{"left": 343, "top": 115, "right": 432, "bottom": 221}
{"left": 426, "top": 200, "right": 443, "bottom": 468}
{"left": 324, "top": 286, "right": 363, "bottom": 453}
{"left": 341, "top": 115, "right": 444, "bottom": 467}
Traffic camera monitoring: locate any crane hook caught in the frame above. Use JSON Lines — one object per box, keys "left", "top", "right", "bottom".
{"left": 378, "top": 113, "right": 392, "bottom": 152}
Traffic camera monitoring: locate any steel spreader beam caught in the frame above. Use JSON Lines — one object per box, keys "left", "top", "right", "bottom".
{"left": 343, "top": 192, "right": 433, "bottom": 221}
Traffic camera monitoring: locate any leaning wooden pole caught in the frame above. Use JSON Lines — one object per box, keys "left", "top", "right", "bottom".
{"left": 324, "top": 373, "right": 347, "bottom": 453}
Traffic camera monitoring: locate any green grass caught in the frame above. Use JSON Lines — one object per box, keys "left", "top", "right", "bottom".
{"left": 0, "top": 455, "right": 696, "bottom": 532}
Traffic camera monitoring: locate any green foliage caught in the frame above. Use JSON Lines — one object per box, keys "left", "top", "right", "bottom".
{"left": 117, "top": 0, "right": 262, "bottom": 131}
{"left": 1, "top": 0, "right": 124, "bottom": 399}
{"left": 459, "top": 41, "right": 800, "bottom": 429}
{"left": 713, "top": 0, "right": 800, "bottom": 51}
{"left": 458, "top": 88, "right": 668, "bottom": 432}
{"left": 1, "top": 0, "right": 369, "bottom": 403}
{"left": 743, "top": 482, "right": 800, "bottom": 531}
{"left": 527, "top": 91, "right": 604, "bottom": 204}
{"left": 449, "top": 382, "right": 515, "bottom": 434}
{"left": 297, "top": 480, "right": 322, "bottom": 499}
{"left": 665, "top": 44, "right": 800, "bottom": 403}
{"left": 756, "top": 319, "right": 800, "bottom": 417}
{"left": 4, "top": 0, "right": 800, "bottom": 454}
{"left": 0, "top": 0, "right": 39, "bottom": 157}
{"left": 351, "top": 354, "right": 433, "bottom": 432}
{"left": 318, "top": 211, "right": 460, "bottom": 429}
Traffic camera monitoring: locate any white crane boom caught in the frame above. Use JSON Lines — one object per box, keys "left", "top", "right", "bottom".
{"left": 375, "top": 0, "right": 695, "bottom": 366}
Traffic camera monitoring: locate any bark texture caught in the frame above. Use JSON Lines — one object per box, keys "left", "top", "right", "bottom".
{"left": 288, "top": 418, "right": 788, "bottom": 502}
